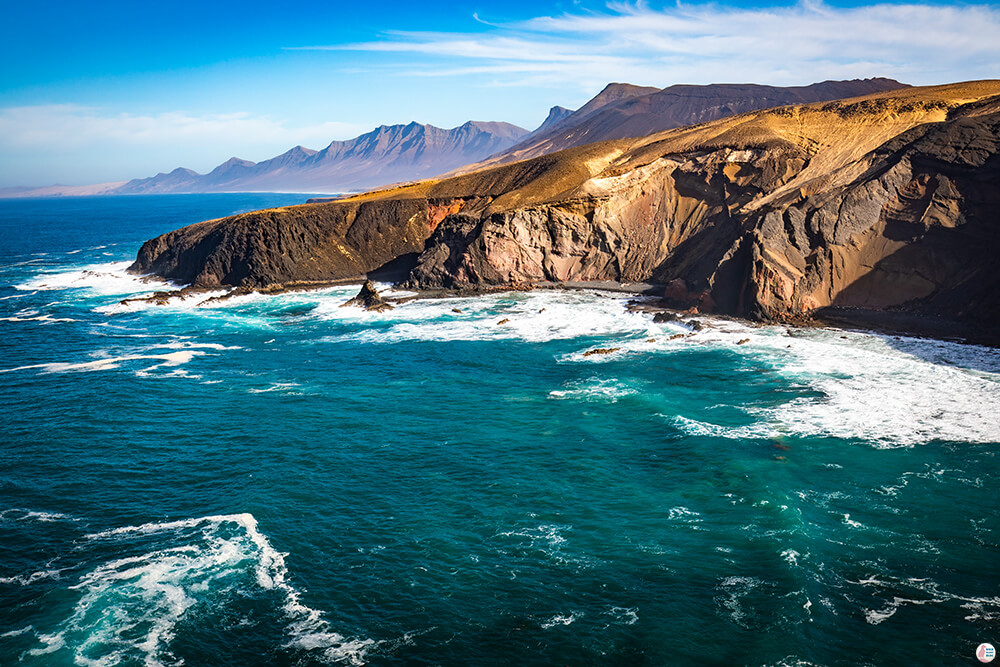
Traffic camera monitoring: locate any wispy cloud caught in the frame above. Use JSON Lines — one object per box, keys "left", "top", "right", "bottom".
{"left": 298, "top": 1, "right": 1000, "bottom": 88}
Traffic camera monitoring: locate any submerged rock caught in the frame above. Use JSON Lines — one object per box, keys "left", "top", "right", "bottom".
{"left": 582, "top": 347, "right": 621, "bottom": 357}
{"left": 342, "top": 281, "right": 393, "bottom": 312}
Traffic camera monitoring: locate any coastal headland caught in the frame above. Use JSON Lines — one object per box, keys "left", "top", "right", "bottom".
{"left": 128, "top": 81, "right": 1000, "bottom": 344}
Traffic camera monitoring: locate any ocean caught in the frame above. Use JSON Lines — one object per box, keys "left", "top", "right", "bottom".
{"left": 1, "top": 194, "right": 998, "bottom": 666}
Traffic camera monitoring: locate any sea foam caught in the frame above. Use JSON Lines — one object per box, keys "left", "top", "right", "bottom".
{"left": 0, "top": 350, "right": 204, "bottom": 375}
{"left": 15, "top": 261, "right": 175, "bottom": 297}
{"left": 27, "top": 514, "right": 375, "bottom": 665}
{"left": 324, "top": 290, "right": 657, "bottom": 344}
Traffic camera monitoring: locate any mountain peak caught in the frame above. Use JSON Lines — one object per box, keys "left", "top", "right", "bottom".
{"left": 533, "top": 106, "right": 574, "bottom": 135}
{"left": 471, "top": 77, "right": 912, "bottom": 171}
{"left": 218, "top": 157, "right": 256, "bottom": 168}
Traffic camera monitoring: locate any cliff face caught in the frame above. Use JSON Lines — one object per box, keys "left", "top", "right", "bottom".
{"left": 130, "top": 82, "right": 1000, "bottom": 337}
{"left": 410, "top": 83, "right": 1000, "bottom": 332}
{"left": 130, "top": 198, "right": 435, "bottom": 287}
{"left": 410, "top": 145, "right": 809, "bottom": 290}
{"left": 745, "top": 105, "right": 1000, "bottom": 329}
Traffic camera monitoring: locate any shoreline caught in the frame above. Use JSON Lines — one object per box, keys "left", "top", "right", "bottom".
{"left": 118, "top": 273, "right": 998, "bottom": 349}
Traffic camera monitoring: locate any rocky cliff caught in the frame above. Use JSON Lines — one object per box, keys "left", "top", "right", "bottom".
{"left": 130, "top": 81, "right": 1000, "bottom": 339}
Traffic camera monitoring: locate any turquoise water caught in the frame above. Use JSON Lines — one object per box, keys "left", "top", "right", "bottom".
{"left": 1, "top": 195, "right": 998, "bottom": 666}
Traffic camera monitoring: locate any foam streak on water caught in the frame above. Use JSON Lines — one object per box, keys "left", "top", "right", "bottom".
{"left": 27, "top": 514, "right": 373, "bottom": 666}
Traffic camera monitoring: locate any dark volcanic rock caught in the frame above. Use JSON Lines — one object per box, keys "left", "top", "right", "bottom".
{"left": 129, "top": 198, "right": 434, "bottom": 287}
{"left": 342, "top": 281, "right": 393, "bottom": 312}
{"left": 743, "top": 106, "right": 1000, "bottom": 334}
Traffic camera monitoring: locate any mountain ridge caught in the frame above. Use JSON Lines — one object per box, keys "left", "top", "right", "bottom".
{"left": 112, "top": 120, "right": 530, "bottom": 195}
{"left": 464, "top": 77, "right": 910, "bottom": 174}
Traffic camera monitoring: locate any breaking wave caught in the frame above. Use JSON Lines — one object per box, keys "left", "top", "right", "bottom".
{"left": 26, "top": 514, "right": 375, "bottom": 666}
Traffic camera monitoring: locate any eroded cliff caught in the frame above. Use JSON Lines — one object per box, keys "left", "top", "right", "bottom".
{"left": 130, "top": 81, "right": 1000, "bottom": 337}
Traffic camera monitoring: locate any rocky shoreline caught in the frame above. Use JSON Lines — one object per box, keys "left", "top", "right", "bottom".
{"left": 127, "top": 83, "right": 1000, "bottom": 347}
{"left": 119, "top": 272, "right": 1000, "bottom": 350}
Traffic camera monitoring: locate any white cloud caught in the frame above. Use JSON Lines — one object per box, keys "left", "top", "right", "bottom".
{"left": 311, "top": 0, "right": 1000, "bottom": 88}
{"left": 0, "top": 105, "right": 365, "bottom": 154}
{"left": 0, "top": 105, "right": 368, "bottom": 185}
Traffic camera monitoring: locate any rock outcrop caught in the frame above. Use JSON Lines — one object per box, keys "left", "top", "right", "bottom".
{"left": 745, "top": 101, "right": 1000, "bottom": 332}
{"left": 129, "top": 81, "right": 1000, "bottom": 341}
{"left": 342, "top": 281, "right": 393, "bottom": 312}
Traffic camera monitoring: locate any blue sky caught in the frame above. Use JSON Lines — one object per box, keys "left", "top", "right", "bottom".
{"left": 2, "top": 0, "right": 998, "bottom": 186}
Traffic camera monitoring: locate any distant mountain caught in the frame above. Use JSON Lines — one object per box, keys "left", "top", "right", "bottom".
{"left": 464, "top": 78, "right": 909, "bottom": 171}
{"left": 528, "top": 106, "right": 574, "bottom": 137}
{"left": 114, "top": 121, "right": 529, "bottom": 195}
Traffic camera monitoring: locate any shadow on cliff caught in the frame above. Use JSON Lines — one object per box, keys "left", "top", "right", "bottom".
{"left": 649, "top": 219, "right": 746, "bottom": 312}
{"left": 367, "top": 252, "right": 420, "bottom": 284}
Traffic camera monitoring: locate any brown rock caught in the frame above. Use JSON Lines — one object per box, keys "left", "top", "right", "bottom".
{"left": 342, "top": 280, "right": 393, "bottom": 312}
{"left": 582, "top": 347, "right": 621, "bottom": 356}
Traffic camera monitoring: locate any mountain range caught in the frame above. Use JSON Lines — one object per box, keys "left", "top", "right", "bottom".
{"left": 6, "top": 78, "right": 907, "bottom": 198}
{"left": 114, "top": 121, "right": 530, "bottom": 195}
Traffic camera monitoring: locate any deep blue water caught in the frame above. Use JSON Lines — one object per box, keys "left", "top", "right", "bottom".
{"left": 1, "top": 195, "right": 999, "bottom": 666}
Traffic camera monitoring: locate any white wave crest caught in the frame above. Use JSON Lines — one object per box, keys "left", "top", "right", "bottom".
{"left": 0, "top": 569, "right": 63, "bottom": 586}
{"left": 324, "top": 290, "right": 657, "bottom": 344}
{"left": 247, "top": 382, "right": 304, "bottom": 395}
{"left": 15, "top": 261, "right": 175, "bottom": 297}
{"left": 668, "top": 415, "right": 782, "bottom": 440}
{"left": 0, "top": 311, "right": 77, "bottom": 323}
{"left": 549, "top": 377, "right": 639, "bottom": 402}
{"left": 851, "top": 574, "right": 1000, "bottom": 626}
{"left": 540, "top": 612, "right": 580, "bottom": 629}
{"left": 28, "top": 514, "right": 374, "bottom": 666}
{"left": 649, "top": 319, "right": 1000, "bottom": 447}
{"left": 764, "top": 330, "right": 1000, "bottom": 447}
{"left": 605, "top": 606, "right": 639, "bottom": 625}
{"left": 0, "top": 508, "right": 76, "bottom": 523}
